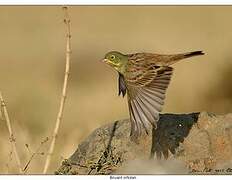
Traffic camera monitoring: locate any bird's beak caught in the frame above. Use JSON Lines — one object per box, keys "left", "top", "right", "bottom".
{"left": 102, "top": 59, "right": 108, "bottom": 63}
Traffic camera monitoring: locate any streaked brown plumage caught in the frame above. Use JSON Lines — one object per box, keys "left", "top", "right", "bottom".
{"left": 103, "top": 51, "right": 204, "bottom": 139}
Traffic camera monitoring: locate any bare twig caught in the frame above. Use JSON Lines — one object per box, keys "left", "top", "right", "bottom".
{"left": 0, "top": 92, "right": 22, "bottom": 173}
{"left": 0, "top": 102, "right": 3, "bottom": 120}
{"left": 5, "top": 149, "right": 13, "bottom": 174}
{"left": 23, "top": 137, "right": 49, "bottom": 174}
{"left": 43, "top": 6, "right": 72, "bottom": 174}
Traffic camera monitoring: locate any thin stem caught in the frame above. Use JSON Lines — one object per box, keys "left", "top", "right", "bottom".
{"left": 23, "top": 137, "right": 49, "bottom": 174}
{"left": 0, "top": 92, "right": 22, "bottom": 173}
{"left": 43, "top": 6, "right": 71, "bottom": 174}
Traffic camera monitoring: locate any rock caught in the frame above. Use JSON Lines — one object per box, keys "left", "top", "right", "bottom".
{"left": 56, "top": 112, "right": 232, "bottom": 175}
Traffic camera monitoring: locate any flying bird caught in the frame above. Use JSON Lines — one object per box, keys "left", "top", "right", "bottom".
{"left": 102, "top": 50, "right": 204, "bottom": 139}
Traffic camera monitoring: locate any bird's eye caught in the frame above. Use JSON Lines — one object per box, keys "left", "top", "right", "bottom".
{"left": 110, "top": 55, "right": 115, "bottom": 60}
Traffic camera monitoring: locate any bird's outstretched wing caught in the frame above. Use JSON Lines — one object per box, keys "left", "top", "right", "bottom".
{"left": 125, "top": 64, "right": 173, "bottom": 138}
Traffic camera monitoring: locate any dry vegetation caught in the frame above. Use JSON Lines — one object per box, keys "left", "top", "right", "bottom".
{"left": 0, "top": 6, "right": 232, "bottom": 174}
{"left": 0, "top": 6, "right": 72, "bottom": 174}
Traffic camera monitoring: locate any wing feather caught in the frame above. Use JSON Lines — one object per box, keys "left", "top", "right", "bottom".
{"left": 132, "top": 99, "right": 150, "bottom": 133}
{"left": 126, "top": 67, "right": 173, "bottom": 138}
{"left": 135, "top": 92, "right": 159, "bottom": 127}
{"left": 118, "top": 73, "right": 127, "bottom": 97}
{"left": 136, "top": 88, "right": 163, "bottom": 111}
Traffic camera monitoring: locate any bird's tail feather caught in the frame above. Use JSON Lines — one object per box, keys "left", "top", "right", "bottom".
{"left": 167, "top": 50, "right": 204, "bottom": 65}
{"left": 183, "top": 51, "right": 205, "bottom": 58}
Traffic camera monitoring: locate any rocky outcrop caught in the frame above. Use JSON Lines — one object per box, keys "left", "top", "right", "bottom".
{"left": 56, "top": 112, "right": 232, "bottom": 175}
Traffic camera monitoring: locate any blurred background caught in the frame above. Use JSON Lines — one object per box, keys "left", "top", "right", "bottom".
{"left": 0, "top": 6, "right": 232, "bottom": 174}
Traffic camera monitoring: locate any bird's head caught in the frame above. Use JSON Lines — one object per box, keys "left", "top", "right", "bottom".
{"left": 102, "top": 51, "right": 127, "bottom": 74}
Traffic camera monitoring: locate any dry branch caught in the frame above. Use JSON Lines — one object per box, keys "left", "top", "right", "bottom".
{"left": 0, "top": 92, "right": 22, "bottom": 174}
{"left": 43, "top": 6, "right": 72, "bottom": 174}
{"left": 23, "top": 137, "right": 49, "bottom": 174}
